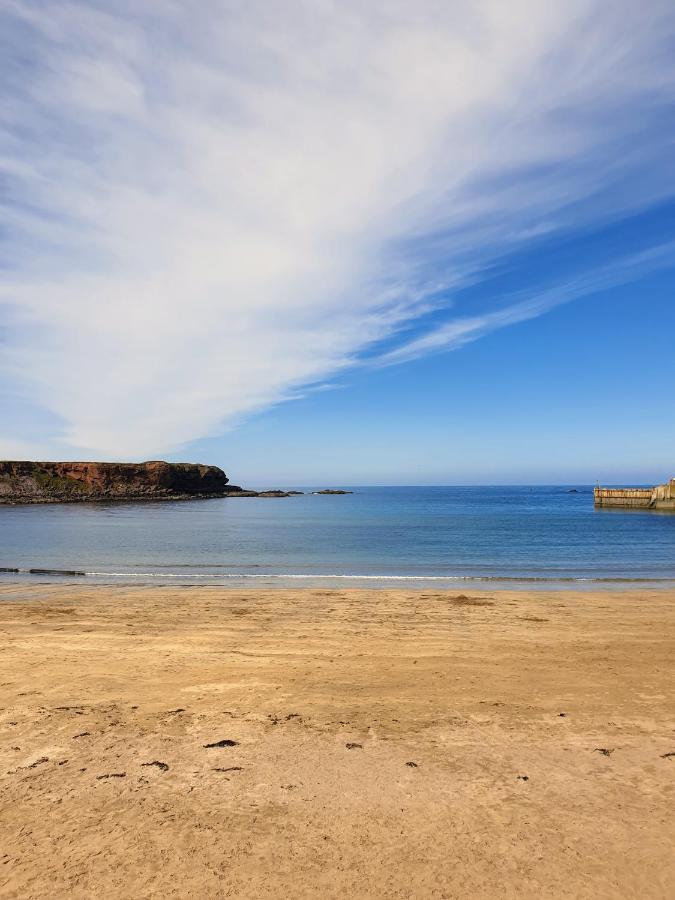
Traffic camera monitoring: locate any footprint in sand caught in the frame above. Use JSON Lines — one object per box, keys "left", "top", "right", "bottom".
{"left": 141, "top": 760, "right": 169, "bottom": 772}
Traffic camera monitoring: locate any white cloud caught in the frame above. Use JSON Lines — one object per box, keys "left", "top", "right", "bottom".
{"left": 376, "top": 240, "right": 675, "bottom": 365}
{"left": 1, "top": 0, "right": 674, "bottom": 458}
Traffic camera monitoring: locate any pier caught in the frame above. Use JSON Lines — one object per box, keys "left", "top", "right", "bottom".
{"left": 594, "top": 478, "right": 675, "bottom": 510}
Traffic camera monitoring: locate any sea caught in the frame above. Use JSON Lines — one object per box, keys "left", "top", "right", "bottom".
{"left": 1, "top": 486, "right": 674, "bottom": 589}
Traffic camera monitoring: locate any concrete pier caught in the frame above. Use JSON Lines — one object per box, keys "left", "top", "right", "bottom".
{"left": 594, "top": 479, "right": 675, "bottom": 510}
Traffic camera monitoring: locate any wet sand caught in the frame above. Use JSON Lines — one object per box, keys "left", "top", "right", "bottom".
{"left": 1, "top": 584, "right": 674, "bottom": 899}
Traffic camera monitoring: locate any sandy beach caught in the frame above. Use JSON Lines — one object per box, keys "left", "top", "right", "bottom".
{"left": 1, "top": 583, "right": 674, "bottom": 899}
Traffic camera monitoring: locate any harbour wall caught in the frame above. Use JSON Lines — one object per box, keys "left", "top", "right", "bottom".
{"left": 594, "top": 480, "right": 675, "bottom": 510}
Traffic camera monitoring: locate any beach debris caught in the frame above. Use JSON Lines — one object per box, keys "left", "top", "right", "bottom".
{"left": 73, "top": 732, "right": 90, "bottom": 738}
{"left": 141, "top": 760, "right": 169, "bottom": 772}
{"left": 450, "top": 595, "right": 495, "bottom": 607}
{"left": 594, "top": 748, "right": 614, "bottom": 757}
{"left": 26, "top": 756, "right": 49, "bottom": 769}
{"left": 405, "top": 761, "right": 418, "bottom": 768}
{"left": 660, "top": 751, "right": 675, "bottom": 759}
{"left": 167, "top": 708, "right": 185, "bottom": 715}
{"left": 96, "top": 772, "right": 126, "bottom": 779}
{"left": 267, "top": 712, "right": 302, "bottom": 725}
{"left": 345, "top": 742, "right": 363, "bottom": 750}
{"left": 213, "top": 766, "right": 243, "bottom": 773}
{"left": 203, "top": 739, "right": 239, "bottom": 748}
{"left": 558, "top": 712, "right": 567, "bottom": 717}
{"left": 516, "top": 775, "right": 529, "bottom": 781}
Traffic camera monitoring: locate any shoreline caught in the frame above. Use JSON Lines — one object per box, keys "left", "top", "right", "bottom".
{"left": 1, "top": 583, "right": 674, "bottom": 898}
{"left": 3, "top": 572, "right": 675, "bottom": 592}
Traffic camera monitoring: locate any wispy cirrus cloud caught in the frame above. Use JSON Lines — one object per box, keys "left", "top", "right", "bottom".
{"left": 1, "top": 0, "right": 674, "bottom": 458}
{"left": 376, "top": 240, "right": 675, "bottom": 365}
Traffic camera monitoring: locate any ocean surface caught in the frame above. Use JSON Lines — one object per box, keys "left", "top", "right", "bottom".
{"left": 1, "top": 486, "right": 674, "bottom": 589}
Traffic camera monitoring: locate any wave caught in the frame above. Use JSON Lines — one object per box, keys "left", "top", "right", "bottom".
{"left": 84, "top": 573, "right": 675, "bottom": 583}
{"left": 2, "top": 567, "right": 674, "bottom": 584}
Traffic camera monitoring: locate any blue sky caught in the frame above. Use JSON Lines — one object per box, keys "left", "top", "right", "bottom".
{"left": 189, "top": 211, "right": 675, "bottom": 485}
{"left": 1, "top": 1, "right": 675, "bottom": 483}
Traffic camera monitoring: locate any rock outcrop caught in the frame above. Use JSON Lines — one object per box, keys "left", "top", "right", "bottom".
{"left": 222, "top": 489, "right": 304, "bottom": 498}
{"left": 311, "top": 489, "right": 353, "bottom": 495}
{"left": 0, "top": 461, "right": 240, "bottom": 504}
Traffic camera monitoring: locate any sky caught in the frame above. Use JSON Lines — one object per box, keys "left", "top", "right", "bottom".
{"left": 1, "top": 0, "right": 674, "bottom": 484}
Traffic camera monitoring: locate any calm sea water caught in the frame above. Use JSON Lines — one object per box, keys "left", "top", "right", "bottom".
{"left": 1, "top": 486, "right": 674, "bottom": 588}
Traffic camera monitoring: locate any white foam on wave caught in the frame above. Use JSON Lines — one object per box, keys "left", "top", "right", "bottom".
{"left": 85, "top": 571, "right": 458, "bottom": 580}
{"left": 3, "top": 568, "right": 671, "bottom": 584}
{"left": 80, "top": 571, "right": 671, "bottom": 583}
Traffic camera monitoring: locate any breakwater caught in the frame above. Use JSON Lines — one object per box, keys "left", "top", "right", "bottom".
{"left": 594, "top": 479, "right": 675, "bottom": 510}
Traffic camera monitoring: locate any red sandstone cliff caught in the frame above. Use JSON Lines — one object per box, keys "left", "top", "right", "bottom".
{"left": 0, "top": 461, "right": 237, "bottom": 503}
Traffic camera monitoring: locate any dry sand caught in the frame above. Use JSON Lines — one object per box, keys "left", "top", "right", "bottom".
{"left": 1, "top": 583, "right": 674, "bottom": 899}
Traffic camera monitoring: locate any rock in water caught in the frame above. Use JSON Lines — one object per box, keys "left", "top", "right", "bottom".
{"left": 311, "top": 489, "right": 353, "bottom": 495}
{"left": 0, "top": 460, "right": 236, "bottom": 504}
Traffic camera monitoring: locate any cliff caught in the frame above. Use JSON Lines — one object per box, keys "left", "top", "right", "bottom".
{"left": 0, "top": 461, "right": 239, "bottom": 504}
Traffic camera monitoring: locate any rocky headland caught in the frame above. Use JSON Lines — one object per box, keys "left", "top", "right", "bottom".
{"left": 0, "top": 460, "right": 355, "bottom": 504}
{"left": 0, "top": 461, "right": 241, "bottom": 504}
